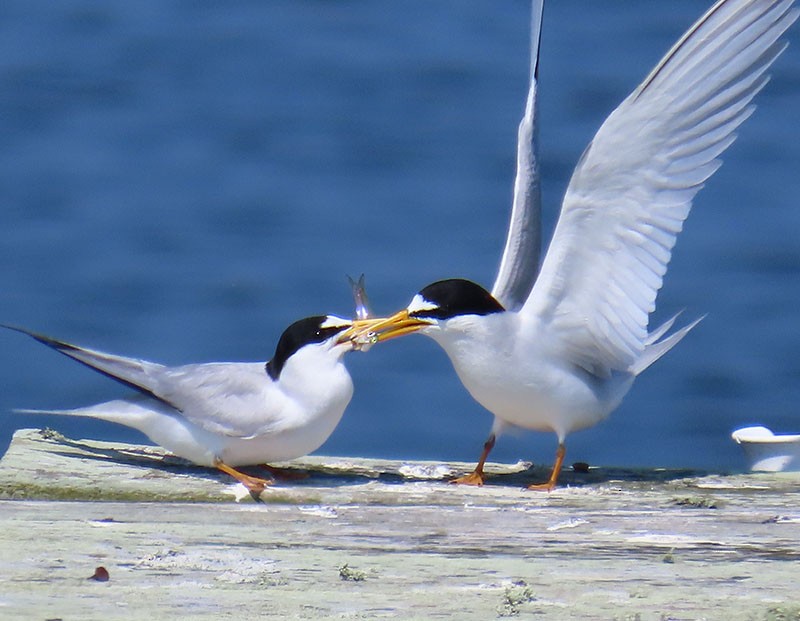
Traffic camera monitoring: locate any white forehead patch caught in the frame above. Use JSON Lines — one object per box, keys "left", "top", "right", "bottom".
{"left": 407, "top": 294, "right": 439, "bottom": 315}
{"left": 321, "top": 315, "right": 351, "bottom": 330}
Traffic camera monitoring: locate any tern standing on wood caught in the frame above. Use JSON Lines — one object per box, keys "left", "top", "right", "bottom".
{"left": 355, "top": 0, "right": 799, "bottom": 489}
{"left": 6, "top": 312, "right": 381, "bottom": 495}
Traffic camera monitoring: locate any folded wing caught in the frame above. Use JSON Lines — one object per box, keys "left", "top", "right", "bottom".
{"left": 155, "top": 362, "right": 286, "bottom": 438}
{"left": 5, "top": 324, "right": 282, "bottom": 438}
{"left": 3, "top": 324, "right": 167, "bottom": 396}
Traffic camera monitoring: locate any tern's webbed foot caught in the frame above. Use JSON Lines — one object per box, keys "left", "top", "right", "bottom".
{"left": 526, "top": 480, "right": 557, "bottom": 492}
{"left": 214, "top": 459, "right": 274, "bottom": 498}
{"left": 525, "top": 443, "right": 565, "bottom": 492}
{"left": 450, "top": 470, "right": 486, "bottom": 486}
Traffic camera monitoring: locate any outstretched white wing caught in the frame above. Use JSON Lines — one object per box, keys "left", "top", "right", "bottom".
{"left": 491, "top": 0, "right": 545, "bottom": 312}
{"left": 523, "top": 0, "right": 798, "bottom": 376}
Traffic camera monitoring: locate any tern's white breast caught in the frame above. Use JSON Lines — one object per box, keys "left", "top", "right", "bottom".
{"left": 214, "top": 346, "right": 355, "bottom": 465}
{"left": 428, "top": 313, "right": 634, "bottom": 440}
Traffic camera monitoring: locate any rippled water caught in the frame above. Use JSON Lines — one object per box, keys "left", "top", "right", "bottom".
{"left": 2, "top": 1, "right": 799, "bottom": 470}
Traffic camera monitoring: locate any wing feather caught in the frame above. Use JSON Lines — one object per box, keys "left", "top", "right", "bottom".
{"left": 492, "top": 0, "right": 545, "bottom": 311}
{"left": 3, "top": 324, "right": 284, "bottom": 439}
{"left": 523, "top": 0, "right": 797, "bottom": 375}
{"left": 155, "top": 363, "right": 287, "bottom": 438}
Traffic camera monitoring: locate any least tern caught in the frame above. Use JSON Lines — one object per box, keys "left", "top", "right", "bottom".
{"left": 5, "top": 314, "right": 380, "bottom": 494}
{"left": 358, "top": 0, "right": 798, "bottom": 489}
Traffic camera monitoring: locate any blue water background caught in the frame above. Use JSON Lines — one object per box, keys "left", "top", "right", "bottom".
{"left": 1, "top": 0, "right": 799, "bottom": 471}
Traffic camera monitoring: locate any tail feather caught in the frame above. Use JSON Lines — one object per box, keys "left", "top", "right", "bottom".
{"left": 643, "top": 310, "right": 682, "bottom": 346}
{"left": 15, "top": 408, "right": 72, "bottom": 415}
{"left": 14, "top": 398, "right": 169, "bottom": 431}
{"left": 631, "top": 313, "right": 705, "bottom": 376}
{"left": 14, "top": 406, "right": 124, "bottom": 424}
{"left": 3, "top": 324, "right": 165, "bottom": 398}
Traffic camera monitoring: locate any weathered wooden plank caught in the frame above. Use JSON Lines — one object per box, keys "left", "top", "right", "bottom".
{"left": 0, "top": 428, "right": 536, "bottom": 503}
{"left": 1, "top": 428, "right": 798, "bottom": 620}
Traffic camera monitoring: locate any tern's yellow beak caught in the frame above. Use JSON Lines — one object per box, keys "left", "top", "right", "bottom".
{"left": 336, "top": 318, "right": 387, "bottom": 345}
{"left": 349, "top": 309, "right": 432, "bottom": 345}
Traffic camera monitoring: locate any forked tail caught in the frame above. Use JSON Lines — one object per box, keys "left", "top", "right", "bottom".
{"left": 630, "top": 312, "right": 705, "bottom": 376}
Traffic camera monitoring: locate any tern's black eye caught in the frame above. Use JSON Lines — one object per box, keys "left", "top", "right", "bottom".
{"left": 411, "top": 279, "right": 505, "bottom": 320}
{"left": 266, "top": 315, "right": 349, "bottom": 380}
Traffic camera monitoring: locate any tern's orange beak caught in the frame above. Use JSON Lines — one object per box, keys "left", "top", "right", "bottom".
{"left": 336, "top": 318, "right": 387, "bottom": 345}
{"left": 350, "top": 309, "right": 432, "bottom": 346}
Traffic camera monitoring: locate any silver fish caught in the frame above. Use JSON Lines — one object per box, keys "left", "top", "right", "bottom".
{"left": 347, "top": 274, "right": 372, "bottom": 320}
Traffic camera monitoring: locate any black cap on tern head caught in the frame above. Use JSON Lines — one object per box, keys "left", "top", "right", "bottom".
{"left": 408, "top": 279, "right": 505, "bottom": 321}
{"left": 266, "top": 315, "right": 351, "bottom": 380}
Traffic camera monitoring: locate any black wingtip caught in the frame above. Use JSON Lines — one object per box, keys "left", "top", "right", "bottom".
{"left": 3, "top": 322, "right": 174, "bottom": 406}
{"left": 531, "top": 0, "right": 544, "bottom": 82}
{"left": 1, "top": 323, "right": 79, "bottom": 353}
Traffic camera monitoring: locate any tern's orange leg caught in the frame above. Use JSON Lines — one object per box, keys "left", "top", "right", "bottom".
{"left": 451, "top": 433, "right": 496, "bottom": 486}
{"left": 214, "top": 460, "right": 273, "bottom": 495}
{"left": 260, "top": 464, "right": 309, "bottom": 481}
{"left": 527, "top": 443, "right": 565, "bottom": 492}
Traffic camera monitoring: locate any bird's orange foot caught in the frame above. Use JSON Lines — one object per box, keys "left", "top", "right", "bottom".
{"left": 241, "top": 475, "right": 272, "bottom": 495}
{"left": 232, "top": 472, "right": 274, "bottom": 499}
{"left": 526, "top": 480, "right": 557, "bottom": 492}
{"left": 526, "top": 444, "right": 565, "bottom": 492}
{"left": 450, "top": 470, "right": 486, "bottom": 486}
{"left": 215, "top": 460, "right": 273, "bottom": 497}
